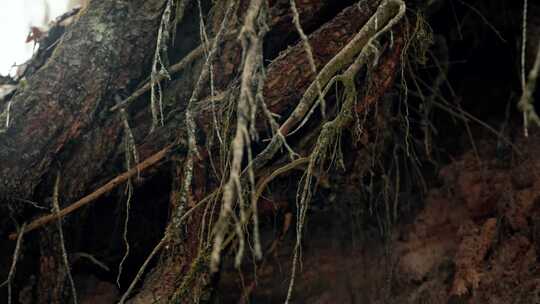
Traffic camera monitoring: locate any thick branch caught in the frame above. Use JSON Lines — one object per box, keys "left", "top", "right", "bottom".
{"left": 0, "top": 0, "right": 167, "bottom": 199}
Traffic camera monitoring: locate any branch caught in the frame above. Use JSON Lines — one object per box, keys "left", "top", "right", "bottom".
{"left": 8, "top": 145, "right": 172, "bottom": 240}
{"left": 110, "top": 45, "right": 205, "bottom": 112}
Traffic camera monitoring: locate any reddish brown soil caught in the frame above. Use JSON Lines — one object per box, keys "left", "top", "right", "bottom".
{"left": 218, "top": 130, "right": 540, "bottom": 303}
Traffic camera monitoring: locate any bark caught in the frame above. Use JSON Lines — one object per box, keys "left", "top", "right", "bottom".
{"left": 0, "top": 0, "right": 407, "bottom": 302}
{"left": 0, "top": 0, "right": 362, "bottom": 204}
{"left": 125, "top": 1, "right": 394, "bottom": 302}
{"left": 0, "top": 0, "right": 166, "bottom": 200}
{"left": 0, "top": 1, "right": 168, "bottom": 302}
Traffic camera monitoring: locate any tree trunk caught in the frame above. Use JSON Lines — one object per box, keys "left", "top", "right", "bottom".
{"left": 0, "top": 0, "right": 409, "bottom": 302}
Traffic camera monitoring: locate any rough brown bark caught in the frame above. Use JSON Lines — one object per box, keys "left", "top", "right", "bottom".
{"left": 0, "top": 2, "right": 169, "bottom": 302}
{"left": 0, "top": 0, "right": 167, "bottom": 200}
{"left": 0, "top": 0, "right": 405, "bottom": 302}
{"left": 125, "top": 2, "right": 387, "bottom": 302}
{"left": 0, "top": 0, "right": 362, "bottom": 205}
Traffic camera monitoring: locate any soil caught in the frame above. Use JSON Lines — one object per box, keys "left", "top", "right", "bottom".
{"left": 216, "top": 126, "right": 540, "bottom": 304}
{"left": 2, "top": 1, "right": 539, "bottom": 303}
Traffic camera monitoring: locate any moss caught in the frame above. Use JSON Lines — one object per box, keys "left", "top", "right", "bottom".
{"left": 171, "top": 249, "right": 213, "bottom": 304}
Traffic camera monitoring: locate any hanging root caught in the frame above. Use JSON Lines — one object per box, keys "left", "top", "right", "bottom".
{"left": 181, "top": 0, "right": 237, "bottom": 216}
{"left": 250, "top": 0, "right": 406, "bottom": 172}
{"left": 289, "top": 0, "right": 327, "bottom": 117}
{"left": 116, "top": 108, "right": 138, "bottom": 288}
{"left": 211, "top": 0, "right": 269, "bottom": 273}
{"left": 150, "top": 0, "right": 176, "bottom": 131}
{"left": 521, "top": 0, "right": 529, "bottom": 136}
{"left": 8, "top": 146, "right": 171, "bottom": 241}
{"left": 519, "top": 38, "right": 540, "bottom": 136}
{"left": 0, "top": 222, "right": 26, "bottom": 304}
{"left": 52, "top": 173, "right": 78, "bottom": 304}
{"left": 118, "top": 1, "right": 239, "bottom": 301}
{"left": 282, "top": 0, "right": 406, "bottom": 302}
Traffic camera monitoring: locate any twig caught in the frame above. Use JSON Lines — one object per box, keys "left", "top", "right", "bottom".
{"left": 0, "top": 222, "right": 26, "bottom": 304}
{"left": 249, "top": 0, "right": 406, "bottom": 172}
{"left": 109, "top": 28, "right": 239, "bottom": 113}
{"left": 289, "top": 0, "right": 326, "bottom": 116}
{"left": 457, "top": 0, "right": 506, "bottom": 42}
{"left": 211, "top": 0, "right": 269, "bottom": 271}
{"left": 281, "top": 1, "right": 406, "bottom": 302}
{"left": 8, "top": 146, "right": 172, "bottom": 240}
{"left": 120, "top": 156, "right": 307, "bottom": 302}
{"left": 254, "top": 157, "right": 309, "bottom": 203}
{"left": 109, "top": 46, "right": 205, "bottom": 112}
{"left": 117, "top": 234, "right": 167, "bottom": 304}
{"left": 117, "top": 189, "right": 220, "bottom": 304}
{"left": 71, "top": 252, "right": 110, "bottom": 272}
{"left": 52, "top": 173, "right": 78, "bottom": 304}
